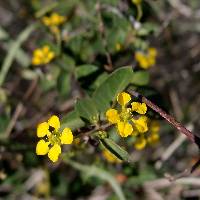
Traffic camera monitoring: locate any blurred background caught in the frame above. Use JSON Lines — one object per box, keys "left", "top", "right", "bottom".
{"left": 0, "top": 0, "right": 200, "bottom": 199}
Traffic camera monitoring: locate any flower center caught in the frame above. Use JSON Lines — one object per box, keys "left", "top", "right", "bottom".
{"left": 120, "top": 107, "right": 132, "bottom": 122}
{"left": 48, "top": 131, "right": 61, "bottom": 145}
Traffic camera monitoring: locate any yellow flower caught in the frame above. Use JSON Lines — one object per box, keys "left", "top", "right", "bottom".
{"left": 134, "top": 136, "right": 146, "bottom": 150}
{"left": 32, "top": 45, "right": 55, "bottom": 66}
{"left": 132, "top": 116, "right": 148, "bottom": 133}
{"left": 148, "top": 48, "right": 157, "bottom": 57}
{"left": 131, "top": 102, "right": 147, "bottom": 114}
{"left": 42, "top": 12, "right": 66, "bottom": 27}
{"left": 117, "top": 121, "right": 133, "bottom": 137}
{"left": 35, "top": 115, "right": 73, "bottom": 162}
{"left": 105, "top": 92, "right": 148, "bottom": 137}
{"left": 135, "top": 47, "right": 157, "bottom": 69}
{"left": 117, "top": 92, "right": 131, "bottom": 107}
{"left": 103, "top": 150, "right": 121, "bottom": 163}
{"left": 106, "top": 92, "right": 133, "bottom": 137}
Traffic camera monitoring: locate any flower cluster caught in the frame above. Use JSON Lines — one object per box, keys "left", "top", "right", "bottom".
{"left": 134, "top": 120, "right": 160, "bottom": 150}
{"left": 36, "top": 115, "right": 73, "bottom": 162}
{"left": 106, "top": 92, "right": 148, "bottom": 138}
{"left": 32, "top": 45, "right": 55, "bottom": 66}
{"left": 135, "top": 47, "right": 157, "bottom": 69}
{"left": 42, "top": 12, "right": 66, "bottom": 34}
{"left": 42, "top": 12, "right": 66, "bottom": 27}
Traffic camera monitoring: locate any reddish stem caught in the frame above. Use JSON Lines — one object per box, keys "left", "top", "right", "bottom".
{"left": 129, "top": 90, "right": 195, "bottom": 143}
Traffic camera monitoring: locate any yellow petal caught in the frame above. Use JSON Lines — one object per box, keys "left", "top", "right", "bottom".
{"left": 135, "top": 52, "right": 144, "bottom": 61}
{"left": 60, "top": 128, "right": 73, "bottom": 144}
{"left": 51, "top": 13, "right": 61, "bottom": 25}
{"left": 117, "top": 122, "right": 133, "bottom": 137}
{"left": 117, "top": 92, "right": 131, "bottom": 106}
{"left": 48, "top": 115, "right": 60, "bottom": 131}
{"left": 32, "top": 57, "right": 41, "bottom": 66}
{"left": 106, "top": 109, "right": 120, "bottom": 124}
{"left": 37, "top": 122, "right": 50, "bottom": 137}
{"left": 42, "top": 16, "right": 51, "bottom": 26}
{"left": 132, "top": 116, "right": 148, "bottom": 133}
{"left": 36, "top": 140, "right": 49, "bottom": 155}
{"left": 131, "top": 102, "right": 147, "bottom": 114}
{"left": 147, "top": 56, "right": 155, "bottom": 66}
{"left": 131, "top": 128, "right": 139, "bottom": 136}
{"left": 47, "top": 52, "right": 55, "bottom": 60}
{"left": 134, "top": 137, "right": 146, "bottom": 150}
{"left": 42, "top": 45, "right": 50, "bottom": 54}
{"left": 34, "top": 49, "right": 43, "bottom": 58}
{"left": 48, "top": 144, "right": 61, "bottom": 162}
{"left": 148, "top": 47, "right": 157, "bottom": 57}
{"left": 139, "top": 58, "right": 149, "bottom": 69}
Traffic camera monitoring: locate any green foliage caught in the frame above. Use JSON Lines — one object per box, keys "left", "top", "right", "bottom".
{"left": 75, "top": 64, "right": 98, "bottom": 79}
{"left": 65, "top": 159, "right": 126, "bottom": 200}
{"left": 0, "top": 24, "right": 36, "bottom": 86}
{"left": 61, "top": 111, "right": 85, "bottom": 130}
{"left": 93, "top": 67, "right": 133, "bottom": 114}
{"left": 131, "top": 70, "right": 149, "bottom": 86}
{"left": 0, "top": 0, "right": 178, "bottom": 199}
{"left": 101, "top": 138, "right": 130, "bottom": 162}
{"left": 75, "top": 97, "right": 99, "bottom": 124}
{"left": 57, "top": 70, "right": 71, "bottom": 97}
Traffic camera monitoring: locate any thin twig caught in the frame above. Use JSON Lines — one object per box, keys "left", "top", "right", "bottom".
{"left": 155, "top": 134, "right": 187, "bottom": 170}
{"left": 96, "top": 2, "right": 113, "bottom": 71}
{"left": 75, "top": 123, "right": 111, "bottom": 138}
{"left": 4, "top": 78, "right": 38, "bottom": 138}
{"left": 128, "top": 90, "right": 197, "bottom": 144}
{"left": 4, "top": 103, "right": 24, "bottom": 138}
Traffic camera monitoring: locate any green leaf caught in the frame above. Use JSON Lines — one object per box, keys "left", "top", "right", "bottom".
{"left": 57, "top": 70, "right": 71, "bottom": 97}
{"left": 131, "top": 71, "right": 149, "bottom": 86}
{"left": 21, "top": 69, "right": 38, "bottom": 80}
{"left": 57, "top": 54, "right": 75, "bottom": 72}
{"left": 35, "top": 2, "right": 58, "bottom": 18}
{"left": 0, "top": 23, "right": 37, "bottom": 86}
{"left": 137, "top": 22, "right": 159, "bottom": 36}
{"left": 0, "top": 26, "right": 30, "bottom": 67}
{"left": 92, "top": 66, "right": 133, "bottom": 114}
{"left": 101, "top": 138, "right": 129, "bottom": 162}
{"left": 76, "top": 64, "right": 98, "bottom": 79}
{"left": 75, "top": 97, "right": 99, "bottom": 123}
{"left": 64, "top": 159, "right": 126, "bottom": 200}
{"left": 61, "top": 110, "right": 85, "bottom": 130}
{"left": 91, "top": 72, "right": 109, "bottom": 90}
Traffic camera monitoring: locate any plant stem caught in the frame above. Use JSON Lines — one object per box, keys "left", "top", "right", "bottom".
{"left": 129, "top": 90, "right": 197, "bottom": 144}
